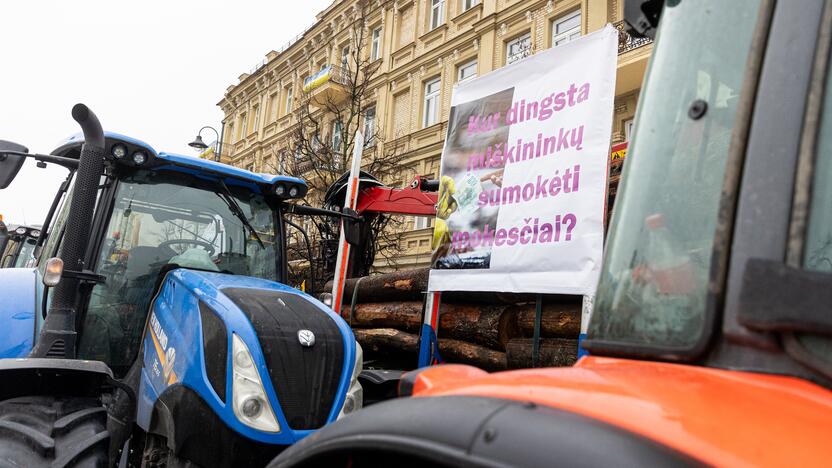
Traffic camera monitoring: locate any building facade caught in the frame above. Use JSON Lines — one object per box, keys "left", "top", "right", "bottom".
{"left": 217, "top": 0, "right": 652, "bottom": 271}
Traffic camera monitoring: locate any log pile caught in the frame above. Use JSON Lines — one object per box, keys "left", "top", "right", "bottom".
{"left": 329, "top": 268, "right": 582, "bottom": 371}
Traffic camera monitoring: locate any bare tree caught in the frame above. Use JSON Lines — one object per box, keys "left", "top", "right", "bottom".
{"left": 262, "top": 3, "right": 410, "bottom": 293}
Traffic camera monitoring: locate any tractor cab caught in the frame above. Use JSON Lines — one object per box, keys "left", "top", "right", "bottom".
{"left": 42, "top": 133, "right": 308, "bottom": 375}
{"left": 0, "top": 224, "right": 41, "bottom": 268}
{"left": 0, "top": 107, "right": 361, "bottom": 467}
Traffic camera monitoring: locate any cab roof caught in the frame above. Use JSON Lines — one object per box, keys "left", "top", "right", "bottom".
{"left": 51, "top": 131, "right": 307, "bottom": 189}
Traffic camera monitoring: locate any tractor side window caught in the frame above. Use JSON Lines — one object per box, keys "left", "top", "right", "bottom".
{"left": 37, "top": 181, "right": 75, "bottom": 274}
{"left": 798, "top": 41, "right": 832, "bottom": 366}
{"left": 590, "top": 0, "right": 762, "bottom": 350}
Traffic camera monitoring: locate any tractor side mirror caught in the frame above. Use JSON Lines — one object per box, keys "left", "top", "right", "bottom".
{"left": 343, "top": 208, "right": 362, "bottom": 247}
{"left": 0, "top": 140, "right": 28, "bottom": 189}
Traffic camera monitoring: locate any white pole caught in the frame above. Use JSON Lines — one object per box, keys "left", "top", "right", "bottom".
{"left": 330, "top": 131, "right": 365, "bottom": 313}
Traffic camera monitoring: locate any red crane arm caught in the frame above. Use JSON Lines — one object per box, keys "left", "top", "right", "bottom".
{"left": 354, "top": 177, "right": 438, "bottom": 216}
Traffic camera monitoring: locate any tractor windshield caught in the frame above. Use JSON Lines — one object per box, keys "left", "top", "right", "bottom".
{"left": 79, "top": 170, "right": 281, "bottom": 372}
{"left": 589, "top": 0, "right": 762, "bottom": 351}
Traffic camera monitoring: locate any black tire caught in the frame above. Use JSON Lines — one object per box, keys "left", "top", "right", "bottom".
{"left": 0, "top": 395, "right": 109, "bottom": 467}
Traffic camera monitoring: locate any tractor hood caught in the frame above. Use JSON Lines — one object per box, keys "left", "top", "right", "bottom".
{"left": 407, "top": 357, "right": 832, "bottom": 467}
{"left": 138, "top": 268, "right": 355, "bottom": 447}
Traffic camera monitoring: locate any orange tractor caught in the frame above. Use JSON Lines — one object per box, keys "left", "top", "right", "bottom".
{"left": 272, "top": 0, "right": 832, "bottom": 466}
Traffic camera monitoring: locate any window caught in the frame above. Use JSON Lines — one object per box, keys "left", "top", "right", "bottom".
{"left": 252, "top": 105, "right": 260, "bottom": 133}
{"left": 414, "top": 216, "right": 432, "bottom": 230}
{"left": 798, "top": 32, "right": 832, "bottom": 369}
{"left": 371, "top": 27, "right": 382, "bottom": 61}
{"left": 430, "top": 0, "right": 445, "bottom": 30}
{"left": 332, "top": 120, "right": 343, "bottom": 158}
{"left": 552, "top": 10, "right": 581, "bottom": 47}
{"left": 423, "top": 78, "right": 441, "bottom": 127}
{"left": 506, "top": 33, "right": 532, "bottom": 64}
{"left": 364, "top": 106, "right": 376, "bottom": 145}
{"left": 624, "top": 118, "right": 634, "bottom": 141}
{"left": 226, "top": 123, "right": 235, "bottom": 143}
{"left": 461, "top": 0, "right": 478, "bottom": 12}
{"left": 458, "top": 60, "right": 477, "bottom": 83}
{"left": 341, "top": 45, "right": 351, "bottom": 72}
{"left": 590, "top": 0, "right": 762, "bottom": 351}
{"left": 284, "top": 87, "right": 293, "bottom": 114}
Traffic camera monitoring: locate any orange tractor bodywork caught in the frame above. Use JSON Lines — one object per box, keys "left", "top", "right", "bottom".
{"left": 409, "top": 358, "right": 832, "bottom": 467}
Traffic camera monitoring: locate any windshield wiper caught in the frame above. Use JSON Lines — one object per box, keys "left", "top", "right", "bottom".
{"left": 215, "top": 180, "right": 265, "bottom": 249}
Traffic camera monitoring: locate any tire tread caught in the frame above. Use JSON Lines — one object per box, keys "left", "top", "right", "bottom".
{"left": 0, "top": 396, "right": 109, "bottom": 467}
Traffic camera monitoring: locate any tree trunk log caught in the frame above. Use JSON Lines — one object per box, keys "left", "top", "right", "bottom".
{"left": 326, "top": 269, "right": 429, "bottom": 303}
{"left": 505, "top": 338, "right": 578, "bottom": 368}
{"left": 439, "top": 338, "right": 507, "bottom": 371}
{"left": 439, "top": 303, "right": 517, "bottom": 351}
{"left": 354, "top": 328, "right": 419, "bottom": 356}
{"left": 326, "top": 267, "right": 558, "bottom": 304}
{"left": 514, "top": 303, "right": 582, "bottom": 338}
{"left": 341, "top": 302, "right": 423, "bottom": 332}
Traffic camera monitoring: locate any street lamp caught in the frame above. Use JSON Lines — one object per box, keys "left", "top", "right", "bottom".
{"left": 188, "top": 126, "right": 221, "bottom": 162}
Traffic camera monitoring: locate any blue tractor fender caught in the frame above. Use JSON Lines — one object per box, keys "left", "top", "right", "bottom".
{"left": 134, "top": 269, "right": 356, "bottom": 452}
{"left": 0, "top": 268, "right": 42, "bottom": 358}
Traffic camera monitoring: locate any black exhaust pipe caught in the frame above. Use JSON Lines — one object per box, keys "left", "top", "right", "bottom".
{"left": 31, "top": 104, "right": 105, "bottom": 359}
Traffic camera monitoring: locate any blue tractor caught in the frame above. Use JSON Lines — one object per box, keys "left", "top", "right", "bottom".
{"left": 0, "top": 105, "right": 363, "bottom": 467}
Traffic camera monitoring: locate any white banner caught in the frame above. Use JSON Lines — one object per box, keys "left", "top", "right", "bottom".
{"left": 428, "top": 25, "right": 617, "bottom": 294}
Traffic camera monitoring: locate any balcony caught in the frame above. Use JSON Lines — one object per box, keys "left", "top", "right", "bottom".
{"left": 303, "top": 65, "right": 351, "bottom": 108}
{"left": 613, "top": 20, "right": 653, "bottom": 96}
{"left": 614, "top": 20, "right": 653, "bottom": 55}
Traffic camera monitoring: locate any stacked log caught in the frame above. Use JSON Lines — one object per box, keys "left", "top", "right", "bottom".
{"left": 330, "top": 268, "right": 582, "bottom": 370}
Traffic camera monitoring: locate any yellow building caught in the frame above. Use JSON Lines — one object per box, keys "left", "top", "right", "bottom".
{"left": 217, "top": 0, "right": 652, "bottom": 271}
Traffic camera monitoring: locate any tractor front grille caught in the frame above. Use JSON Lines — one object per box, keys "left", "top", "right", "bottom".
{"left": 222, "top": 287, "right": 345, "bottom": 430}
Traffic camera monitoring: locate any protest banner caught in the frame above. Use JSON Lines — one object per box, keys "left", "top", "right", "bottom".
{"left": 428, "top": 25, "right": 618, "bottom": 294}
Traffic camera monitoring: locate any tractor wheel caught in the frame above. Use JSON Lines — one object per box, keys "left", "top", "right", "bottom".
{"left": 0, "top": 395, "right": 109, "bottom": 467}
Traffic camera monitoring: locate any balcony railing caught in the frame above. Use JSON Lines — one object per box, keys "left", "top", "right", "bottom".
{"left": 303, "top": 65, "right": 350, "bottom": 93}
{"left": 506, "top": 45, "right": 532, "bottom": 65}
{"left": 614, "top": 20, "right": 653, "bottom": 54}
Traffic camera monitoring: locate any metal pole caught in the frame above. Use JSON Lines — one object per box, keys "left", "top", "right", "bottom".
{"left": 330, "top": 130, "right": 365, "bottom": 314}
{"left": 198, "top": 126, "right": 221, "bottom": 162}
{"left": 216, "top": 122, "right": 224, "bottom": 162}
{"left": 532, "top": 294, "right": 543, "bottom": 367}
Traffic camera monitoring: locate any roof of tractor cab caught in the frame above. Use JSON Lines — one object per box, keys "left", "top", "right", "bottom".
{"left": 51, "top": 131, "right": 307, "bottom": 189}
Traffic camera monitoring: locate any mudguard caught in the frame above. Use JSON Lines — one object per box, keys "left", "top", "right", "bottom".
{"left": 0, "top": 268, "right": 42, "bottom": 357}
{"left": 135, "top": 269, "right": 355, "bottom": 450}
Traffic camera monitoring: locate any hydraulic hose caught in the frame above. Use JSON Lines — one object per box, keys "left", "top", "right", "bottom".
{"left": 32, "top": 104, "right": 106, "bottom": 359}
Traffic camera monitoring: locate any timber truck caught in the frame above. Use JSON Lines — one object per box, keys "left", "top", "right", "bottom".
{"left": 0, "top": 105, "right": 363, "bottom": 467}
{"left": 272, "top": 0, "right": 832, "bottom": 466}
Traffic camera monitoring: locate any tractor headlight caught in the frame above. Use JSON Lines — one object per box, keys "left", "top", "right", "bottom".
{"left": 288, "top": 185, "right": 299, "bottom": 198}
{"left": 14, "top": 227, "right": 26, "bottom": 235}
{"left": 30, "top": 230, "right": 41, "bottom": 238}
{"left": 274, "top": 184, "right": 286, "bottom": 197}
{"left": 231, "top": 334, "right": 281, "bottom": 433}
{"left": 337, "top": 342, "right": 363, "bottom": 419}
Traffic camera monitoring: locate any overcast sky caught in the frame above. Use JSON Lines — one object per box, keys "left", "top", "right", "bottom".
{"left": 0, "top": 0, "right": 331, "bottom": 226}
